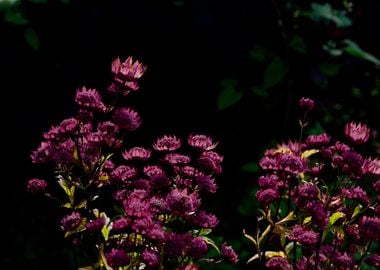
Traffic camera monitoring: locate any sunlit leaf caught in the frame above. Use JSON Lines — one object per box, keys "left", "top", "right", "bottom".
{"left": 217, "top": 79, "right": 242, "bottom": 110}
{"left": 351, "top": 205, "right": 362, "bottom": 219}
{"left": 343, "top": 39, "right": 380, "bottom": 66}
{"left": 4, "top": 9, "right": 28, "bottom": 25}
{"left": 301, "top": 149, "right": 319, "bottom": 159}
{"left": 328, "top": 212, "right": 345, "bottom": 226}
{"left": 201, "top": 236, "right": 221, "bottom": 254}
{"left": 263, "top": 57, "right": 287, "bottom": 89}
{"left": 309, "top": 3, "right": 352, "bottom": 28}
{"left": 24, "top": 28, "right": 40, "bottom": 50}
{"left": 303, "top": 216, "right": 312, "bottom": 224}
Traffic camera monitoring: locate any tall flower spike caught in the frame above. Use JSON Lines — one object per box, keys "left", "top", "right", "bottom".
{"left": 344, "top": 122, "right": 370, "bottom": 144}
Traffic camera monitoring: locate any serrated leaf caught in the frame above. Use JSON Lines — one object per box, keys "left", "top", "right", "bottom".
{"left": 343, "top": 39, "right": 380, "bottom": 66}
{"left": 241, "top": 161, "right": 259, "bottom": 172}
{"left": 4, "top": 9, "right": 28, "bottom": 25}
{"left": 310, "top": 3, "right": 352, "bottom": 28}
{"left": 24, "top": 28, "right": 40, "bottom": 49}
{"left": 263, "top": 57, "right": 287, "bottom": 89}
{"left": 217, "top": 79, "right": 242, "bottom": 110}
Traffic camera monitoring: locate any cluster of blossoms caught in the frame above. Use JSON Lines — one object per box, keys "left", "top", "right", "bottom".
{"left": 245, "top": 97, "right": 380, "bottom": 269}
{"left": 27, "top": 57, "right": 238, "bottom": 269}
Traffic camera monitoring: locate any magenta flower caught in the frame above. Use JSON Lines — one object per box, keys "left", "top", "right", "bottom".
{"left": 288, "top": 225, "right": 319, "bottom": 246}
{"left": 164, "top": 232, "right": 186, "bottom": 258}
{"left": 163, "top": 153, "right": 191, "bottom": 165}
{"left": 122, "top": 147, "right": 151, "bottom": 161}
{"left": 26, "top": 178, "right": 47, "bottom": 194}
{"left": 344, "top": 122, "right": 370, "bottom": 144}
{"left": 105, "top": 248, "right": 130, "bottom": 268}
{"left": 141, "top": 249, "right": 160, "bottom": 269}
{"left": 112, "top": 107, "right": 141, "bottom": 131}
{"left": 359, "top": 216, "right": 380, "bottom": 241}
{"left": 187, "top": 237, "right": 208, "bottom": 258}
{"left": 265, "top": 256, "right": 293, "bottom": 270}
{"left": 110, "top": 56, "right": 147, "bottom": 93}
{"left": 365, "top": 253, "right": 380, "bottom": 267}
{"left": 166, "top": 188, "right": 199, "bottom": 215}
{"left": 85, "top": 218, "right": 105, "bottom": 232}
{"left": 362, "top": 158, "right": 380, "bottom": 176}
{"left": 61, "top": 211, "right": 82, "bottom": 232}
{"left": 153, "top": 135, "right": 181, "bottom": 151}
{"left": 221, "top": 243, "right": 239, "bottom": 264}
{"left": 257, "top": 188, "right": 280, "bottom": 205}
{"left": 188, "top": 210, "right": 219, "bottom": 228}
{"left": 305, "top": 133, "right": 331, "bottom": 148}
{"left": 75, "top": 87, "right": 107, "bottom": 112}
{"left": 188, "top": 134, "right": 218, "bottom": 151}
{"left": 299, "top": 97, "right": 315, "bottom": 110}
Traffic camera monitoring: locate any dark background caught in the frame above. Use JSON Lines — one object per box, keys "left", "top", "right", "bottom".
{"left": 1, "top": 0, "right": 380, "bottom": 269}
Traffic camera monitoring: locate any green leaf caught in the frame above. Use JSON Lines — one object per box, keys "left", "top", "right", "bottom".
{"left": 240, "top": 161, "right": 259, "bottom": 172}
{"left": 201, "top": 236, "right": 220, "bottom": 254}
{"left": 343, "top": 39, "right": 380, "bottom": 66}
{"left": 263, "top": 57, "right": 287, "bottom": 89}
{"left": 217, "top": 79, "right": 243, "bottom": 110}
{"left": 24, "top": 28, "right": 40, "bottom": 49}
{"left": 310, "top": 3, "right": 352, "bottom": 28}
{"left": 251, "top": 86, "right": 269, "bottom": 97}
{"left": 306, "top": 121, "right": 325, "bottom": 135}
{"left": 290, "top": 35, "right": 307, "bottom": 54}
{"left": 0, "top": 0, "right": 20, "bottom": 10}
{"left": 4, "top": 9, "right": 28, "bottom": 25}
{"left": 319, "top": 62, "right": 341, "bottom": 76}
{"left": 249, "top": 46, "right": 267, "bottom": 62}
{"left": 328, "top": 212, "right": 345, "bottom": 226}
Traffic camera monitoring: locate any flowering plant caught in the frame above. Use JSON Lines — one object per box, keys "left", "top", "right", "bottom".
{"left": 245, "top": 97, "right": 380, "bottom": 269}
{"left": 27, "top": 57, "right": 238, "bottom": 269}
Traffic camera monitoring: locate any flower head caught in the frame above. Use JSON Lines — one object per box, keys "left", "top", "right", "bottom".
{"left": 265, "top": 256, "right": 293, "bottom": 270}
{"left": 153, "top": 135, "right": 181, "bottom": 151}
{"left": 105, "top": 248, "right": 130, "bottom": 268}
{"left": 113, "top": 107, "right": 141, "bottom": 131}
{"left": 344, "top": 122, "right": 370, "bottom": 144}
{"left": 61, "top": 211, "right": 82, "bottom": 232}
{"left": 221, "top": 243, "right": 239, "bottom": 264}
{"left": 26, "top": 178, "right": 47, "bottom": 194}
{"left": 122, "top": 147, "right": 151, "bottom": 161}
{"left": 75, "top": 87, "right": 107, "bottom": 112}
{"left": 299, "top": 97, "right": 315, "bottom": 111}
{"left": 188, "top": 134, "right": 218, "bottom": 151}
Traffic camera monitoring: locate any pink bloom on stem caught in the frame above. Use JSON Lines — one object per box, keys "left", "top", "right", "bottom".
{"left": 221, "top": 243, "right": 239, "bottom": 264}
{"left": 344, "top": 122, "right": 370, "bottom": 144}
{"left": 299, "top": 97, "right": 315, "bottom": 110}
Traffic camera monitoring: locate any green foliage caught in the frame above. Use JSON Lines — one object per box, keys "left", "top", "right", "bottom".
{"left": 308, "top": 3, "right": 352, "bottom": 28}
{"left": 342, "top": 39, "right": 380, "bottom": 66}
{"left": 263, "top": 57, "right": 287, "bottom": 89}
{"left": 217, "top": 79, "right": 243, "bottom": 110}
{"left": 24, "top": 28, "right": 40, "bottom": 50}
{"left": 4, "top": 9, "right": 28, "bottom": 24}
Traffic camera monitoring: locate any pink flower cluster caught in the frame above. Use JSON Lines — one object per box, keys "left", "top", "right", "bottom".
{"left": 247, "top": 97, "right": 380, "bottom": 269}
{"left": 27, "top": 57, "right": 237, "bottom": 269}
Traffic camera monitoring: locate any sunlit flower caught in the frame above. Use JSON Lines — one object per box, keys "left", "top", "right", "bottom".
{"left": 344, "top": 122, "right": 370, "bottom": 144}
